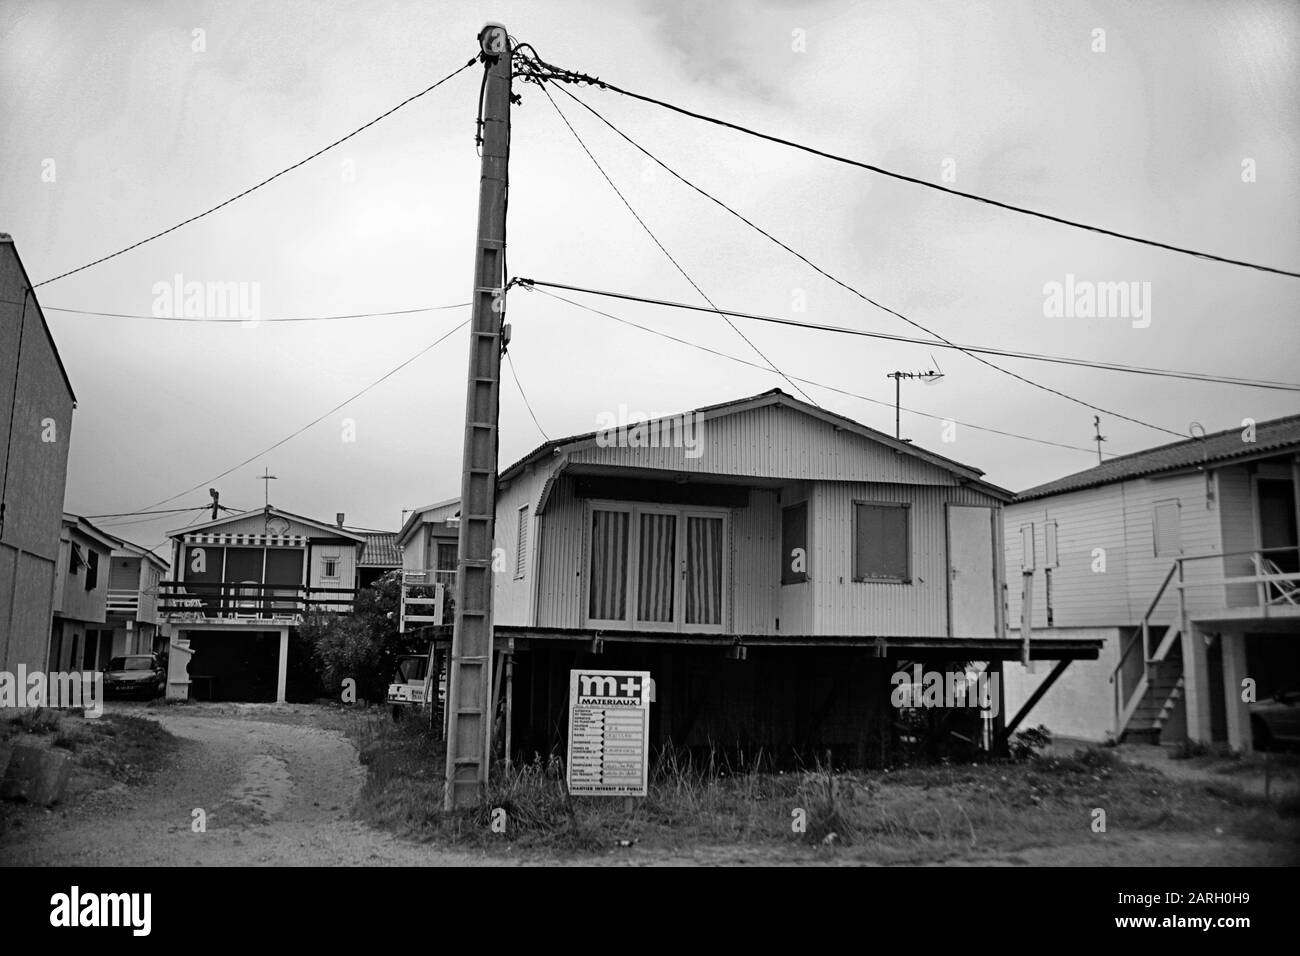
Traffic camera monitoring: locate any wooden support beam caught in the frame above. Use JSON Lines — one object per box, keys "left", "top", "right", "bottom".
{"left": 997, "top": 658, "right": 1071, "bottom": 744}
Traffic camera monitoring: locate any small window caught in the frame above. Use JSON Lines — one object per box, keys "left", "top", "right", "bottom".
{"left": 515, "top": 505, "right": 529, "bottom": 579}
{"left": 781, "top": 501, "right": 808, "bottom": 585}
{"left": 85, "top": 549, "right": 99, "bottom": 591}
{"left": 853, "top": 502, "right": 910, "bottom": 583}
{"left": 322, "top": 558, "right": 339, "bottom": 579}
{"left": 1153, "top": 499, "right": 1182, "bottom": 557}
{"left": 436, "top": 541, "right": 458, "bottom": 572}
{"left": 1019, "top": 524, "right": 1035, "bottom": 571}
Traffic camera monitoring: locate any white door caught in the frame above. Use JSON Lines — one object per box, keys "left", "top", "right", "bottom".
{"left": 947, "top": 505, "right": 996, "bottom": 638}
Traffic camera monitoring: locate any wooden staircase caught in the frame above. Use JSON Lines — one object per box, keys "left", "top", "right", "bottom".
{"left": 1119, "top": 645, "right": 1184, "bottom": 744}
{"left": 1111, "top": 560, "right": 1188, "bottom": 744}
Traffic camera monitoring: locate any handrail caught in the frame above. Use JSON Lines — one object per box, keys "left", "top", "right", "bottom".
{"left": 1140, "top": 560, "right": 1181, "bottom": 624}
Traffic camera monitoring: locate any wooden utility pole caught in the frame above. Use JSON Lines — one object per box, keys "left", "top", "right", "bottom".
{"left": 444, "top": 22, "right": 512, "bottom": 810}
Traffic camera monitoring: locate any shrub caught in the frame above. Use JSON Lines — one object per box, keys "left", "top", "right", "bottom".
{"left": 1010, "top": 725, "right": 1052, "bottom": 761}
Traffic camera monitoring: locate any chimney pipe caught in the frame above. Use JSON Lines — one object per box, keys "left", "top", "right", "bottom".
{"left": 336, "top": 512, "right": 344, "bottom": 529}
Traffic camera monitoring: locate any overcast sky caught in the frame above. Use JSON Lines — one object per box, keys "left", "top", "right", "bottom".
{"left": 2, "top": 0, "right": 1297, "bottom": 555}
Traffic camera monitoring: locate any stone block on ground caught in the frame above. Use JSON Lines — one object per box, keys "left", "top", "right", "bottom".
{"left": 1, "top": 742, "right": 72, "bottom": 806}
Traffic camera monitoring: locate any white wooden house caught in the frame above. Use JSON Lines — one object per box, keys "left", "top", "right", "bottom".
{"left": 104, "top": 538, "right": 170, "bottom": 657}
{"left": 1002, "top": 415, "right": 1300, "bottom": 749}
{"left": 0, "top": 234, "right": 76, "bottom": 681}
{"left": 159, "top": 506, "right": 365, "bottom": 702}
{"left": 48, "top": 514, "right": 116, "bottom": 672}
{"left": 466, "top": 389, "right": 1100, "bottom": 765}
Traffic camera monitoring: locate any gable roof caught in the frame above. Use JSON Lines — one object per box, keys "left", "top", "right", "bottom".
{"left": 61, "top": 513, "right": 119, "bottom": 551}
{"left": 109, "top": 536, "right": 170, "bottom": 573}
{"left": 2, "top": 234, "right": 77, "bottom": 405}
{"left": 165, "top": 505, "right": 367, "bottom": 543}
{"left": 1017, "top": 413, "right": 1300, "bottom": 501}
{"left": 359, "top": 532, "right": 401, "bottom": 567}
{"left": 396, "top": 497, "right": 460, "bottom": 548}
{"left": 498, "top": 388, "right": 1012, "bottom": 500}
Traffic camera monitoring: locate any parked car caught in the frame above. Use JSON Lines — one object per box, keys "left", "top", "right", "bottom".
{"left": 103, "top": 654, "right": 166, "bottom": 699}
{"left": 1250, "top": 687, "right": 1300, "bottom": 751}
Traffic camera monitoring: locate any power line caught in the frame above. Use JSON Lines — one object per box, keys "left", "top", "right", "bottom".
{"left": 42, "top": 303, "right": 470, "bottom": 322}
{"left": 528, "top": 69, "right": 819, "bottom": 407}
{"left": 132, "top": 316, "right": 469, "bottom": 514}
{"left": 96, "top": 506, "right": 211, "bottom": 530}
{"left": 525, "top": 284, "right": 1107, "bottom": 457}
{"left": 519, "top": 90, "right": 1195, "bottom": 438}
{"left": 88, "top": 506, "right": 217, "bottom": 519}
{"left": 519, "top": 279, "right": 1300, "bottom": 393}
{"left": 521, "top": 50, "right": 1300, "bottom": 280}
{"left": 505, "top": 349, "right": 549, "bottom": 441}
{"left": 34, "top": 57, "right": 479, "bottom": 289}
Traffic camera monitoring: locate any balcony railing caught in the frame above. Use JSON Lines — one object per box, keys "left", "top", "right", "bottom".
{"left": 400, "top": 569, "right": 455, "bottom": 632}
{"left": 157, "top": 581, "right": 357, "bottom": 624}
{"left": 105, "top": 588, "right": 141, "bottom": 616}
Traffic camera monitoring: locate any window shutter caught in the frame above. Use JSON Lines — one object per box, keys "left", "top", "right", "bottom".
{"left": 853, "top": 503, "right": 910, "bottom": 581}
{"left": 1020, "top": 524, "right": 1036, "bottom": 571}
{"left": 515, "top": 506, "right": 529, "bottom": 579}
{"left": 1044, "top": 521, "right": 1059, "bottom": 568}
{"left": 781, "top": 502, "right": 808, "bottom": 585}
{"left": 1153, "top": 499, "right": 1181, "bottom": 557}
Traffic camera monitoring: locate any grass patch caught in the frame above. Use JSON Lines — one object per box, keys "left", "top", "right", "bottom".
{"left": 348, "top": 719, "right": 1300, "bottom": 862}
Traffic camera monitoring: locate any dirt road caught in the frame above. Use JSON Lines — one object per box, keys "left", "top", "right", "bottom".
{"left": 0, "top": 704, "right": 495, "bottom": 866}
{"left": 2, "top": 705, "right": 1293, "bottom": 866}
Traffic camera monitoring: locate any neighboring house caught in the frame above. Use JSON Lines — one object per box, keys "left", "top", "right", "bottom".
{"left": 357, "top": 530, "right": 401, "bottom": 588}
{"left": 472, "top": 389, "right": 1100, "bottom": 765}
{"left": 0, "top": 234, "right": 77, "bottom": 681}
{"left": 104, "top": 538, "right": 170, "bottom": 657}
{"left": 158, "top": 506, "right": 366, "bottom": 702}
{"left": 1002, "top": 415, "right": 1300, "bottom": 750}
{"left": 49, "top": 514, "right": 116, "bottom": 673}
{"left": 397, "top": 497, "right": 460, "bottom": 593}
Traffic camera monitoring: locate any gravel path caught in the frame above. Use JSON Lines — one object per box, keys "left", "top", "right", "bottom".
{"left": 0, "top": 705, "right": 499, "bottom": 866}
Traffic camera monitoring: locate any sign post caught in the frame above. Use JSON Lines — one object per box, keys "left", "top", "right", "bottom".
{"left": 566, "top": 669, "right": 651, "bottom": 797}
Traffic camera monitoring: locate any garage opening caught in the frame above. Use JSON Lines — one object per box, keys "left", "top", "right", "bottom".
{"left": 185, "top": 631, "right": 282, "bottom": 702}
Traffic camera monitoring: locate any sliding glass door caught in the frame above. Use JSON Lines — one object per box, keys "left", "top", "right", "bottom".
{"left": 587, "top": 503, "right": 727, "bottom": 632}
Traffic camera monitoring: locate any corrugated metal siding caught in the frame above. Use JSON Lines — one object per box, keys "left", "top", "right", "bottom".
{"left": 732, "top": 488, "right": 778, "bottom": 633}
{"left": 401, "top": 527, "right": 427, "bottom": 571}
{"left": 812, "top": 482, "right": 1001, "bottom": 637}
{"left": 536, "top": 472, "right": 585, "bottom": 628}
{"left": 493, "top": 464, "right": 550, "bottom": 626}
{"left": 564, "top": 404, "right": 968, "bottom": 486}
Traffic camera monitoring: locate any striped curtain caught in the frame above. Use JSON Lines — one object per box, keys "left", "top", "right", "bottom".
{"left": 588, "top": 510, "right": 629, "bottom": 620}
{"left": 685, "top": 516, "right": 723, "bottom": 626}
{"left": 637, "top": 512, "right": 676, "bottom": 623}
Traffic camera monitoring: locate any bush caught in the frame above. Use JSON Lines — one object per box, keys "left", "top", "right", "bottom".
{"left": 1010, "top": 725, "right": 1052, "bottom": 761}
{"left": 298, "top": 570, "right": 429, "bottom": 703}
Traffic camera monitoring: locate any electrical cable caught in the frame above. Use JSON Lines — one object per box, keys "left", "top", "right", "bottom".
{"left": 519, "top": 50, "right": 1300, "bottom": 279}
{"left": 523, "top": 283, "right": 1110, "bottom": 457}
{"left": 130, "top": 316, "right": 469, "bottom": 514}
{"left": 518, "top": 279, "right": 1300, "bottom": 392}
{"left": 525, "top": 65, "right": 820, "bottom": 407}
{"left": 34, "top": 57, "right": 479, "bottom": 288}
